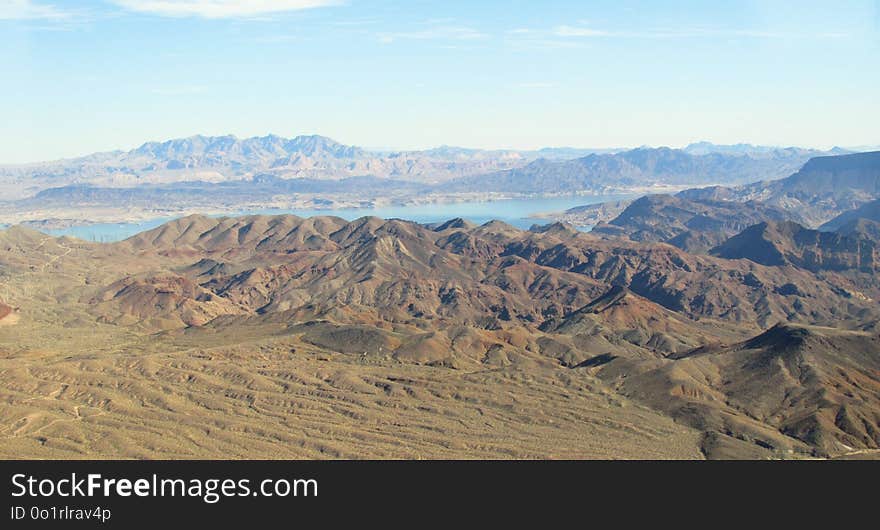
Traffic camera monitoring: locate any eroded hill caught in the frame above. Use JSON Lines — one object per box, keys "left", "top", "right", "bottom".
{"left": 1, "top": 214, "right": 878, "bottom": 459}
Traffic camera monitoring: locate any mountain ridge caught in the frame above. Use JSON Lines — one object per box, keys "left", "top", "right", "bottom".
{"left": 710, "top": 220, "right": 878, "bottom": 273}
{"left": 2, "top": 212, "right": 880, "bottom": 458}
{"left": 678, "top": 150, "right": 880, "bottom": 226}
{"left": 444, "top": 146, "right": 834, "bottom": 195}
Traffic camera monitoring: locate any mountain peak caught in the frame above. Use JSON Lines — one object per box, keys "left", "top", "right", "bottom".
{"left": 128, "top": 133, "right": 362, "bottom": 161}
{"left": 433, "top": 218, "right": 475, "bottom": 231}
{"left": 529, "top": 221, "right": 578, "bottom": 238}
{"left": 741, "top": 323, "right": 819, "bottom": 353}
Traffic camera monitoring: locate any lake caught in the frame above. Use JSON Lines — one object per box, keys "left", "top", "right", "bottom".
{"left": 38, "top": 194, "right": 631, "bottom": 242}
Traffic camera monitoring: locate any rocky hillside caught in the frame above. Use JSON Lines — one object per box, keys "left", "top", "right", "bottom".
{"left": 595, "top": 324, "right": 880, "bottom": 458}
{"left": 711, "top": 220, "right": 877, "bottom": 273}
{"left": 591, "top": 194, "right": 796, "bottom": 252}
{"left": 2, "top": 213, "right": 879, "bottom": 458}
{"left": 95, "top": 214, "right": 878, "bottom": 331}
{"left": 820, "top": 197, "right": 880, "bottom": 232}
{"left": 680, "top": 151, "right": 880, "bottom": 226}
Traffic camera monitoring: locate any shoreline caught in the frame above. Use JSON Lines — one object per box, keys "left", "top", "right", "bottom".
{"left": 1, "top": 193, "right": 639, "bottom": 243}
{"left": 0, "top": 184, "right": 695, "bottom": 229}
{"left": 1, "top": 191, "right": 638, "bottom": 229}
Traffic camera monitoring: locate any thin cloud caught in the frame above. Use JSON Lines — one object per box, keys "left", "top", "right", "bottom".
{"left": 253, "top": 33, "right": 299, "bottom": 43}
{"left": 150, "top": 85, "right": 208, "bottom": 95}
{"left": 110, "top": 0, "right": 341, "bottom": 19}
{"left": 505, "top": 36, "right": 587, "bottom": 51}
{"left": 0, "top": 0, "right": 71, "bottom": 20}
{"left": 328, "top": 17, "right": 378, "bottom": 27}
{"left": 554, "top": 25, "right": 849, "bottom": 40}
{"left": 517, "top": 82, "right": 556, "bottom": 89}
{"left": 378, "top": 26, "right": 487, "bottom": 44}
{"left": 555, "top": 26, "right": 613, "bottom": 38}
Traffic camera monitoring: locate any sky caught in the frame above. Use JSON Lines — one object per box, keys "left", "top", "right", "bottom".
{"left": 1, "top": 0, "right": 878, "bottom": 163}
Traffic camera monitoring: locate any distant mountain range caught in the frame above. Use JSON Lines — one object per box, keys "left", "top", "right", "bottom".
{"left": 681, "top": 141, "right": 851, "bottom": 157}
{"left": 0, "top": 135, "right": 628, "bottom": 202}
{"left": 132, "top": 134, "right": 367, "bottom": 161}
{"left": 443, "top": 145, "right": 843, "bottom": 194}
{"left": 0, "top": 135, "right": 849, "bottom": 202}
{"left": 679, "top": 151, "right": 880, "bottom": 226}
{"left": 0, "top": 134, "right": 531, "bottom": 201}
{"left": 2, "top": 134, "right": 874, "bottom": 234}
{"left": 555, "top": 150, "right": 880, "bottom": 262}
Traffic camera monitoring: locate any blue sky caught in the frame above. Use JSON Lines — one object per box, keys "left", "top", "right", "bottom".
{"left": 1, "top": 0, "right": 878, "bottom": 163}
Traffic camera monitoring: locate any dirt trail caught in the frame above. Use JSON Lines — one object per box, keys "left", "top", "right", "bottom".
{"left": 38, "top": 238, "right": 74, "bottom": 273}
{"left": 0, "top": 236, "right": 74, "bottom": 317}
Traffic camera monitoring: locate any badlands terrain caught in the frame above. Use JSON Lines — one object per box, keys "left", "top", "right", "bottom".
{"left": 0, "top": 219, "right": 706, "bottom": 459}
{"left": 1, "top": 195, "right": 879, "bottom": 459}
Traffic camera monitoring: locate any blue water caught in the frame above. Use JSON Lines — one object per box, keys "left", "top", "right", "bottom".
{"left": 39, "top": 195, "right": 629, "bottom": 242}
{"left": 46, "top": 217, "right": 176, "bottom": 243}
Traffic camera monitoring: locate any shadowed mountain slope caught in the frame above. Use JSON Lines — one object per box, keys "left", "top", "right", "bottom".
{"left": 594, "top": 324, "right": 880, "bottom": 458}
{"left": 820, "top": 198, "right": 880, "bottom": 232}
{"left": 679, "top": 151, "right": 880, "bottom": 226}
{"left": 711, "top": 220, "right": 877, "bottom": 272}
{"left": 591, "top": 194, "right": 796, "bottom": 252}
